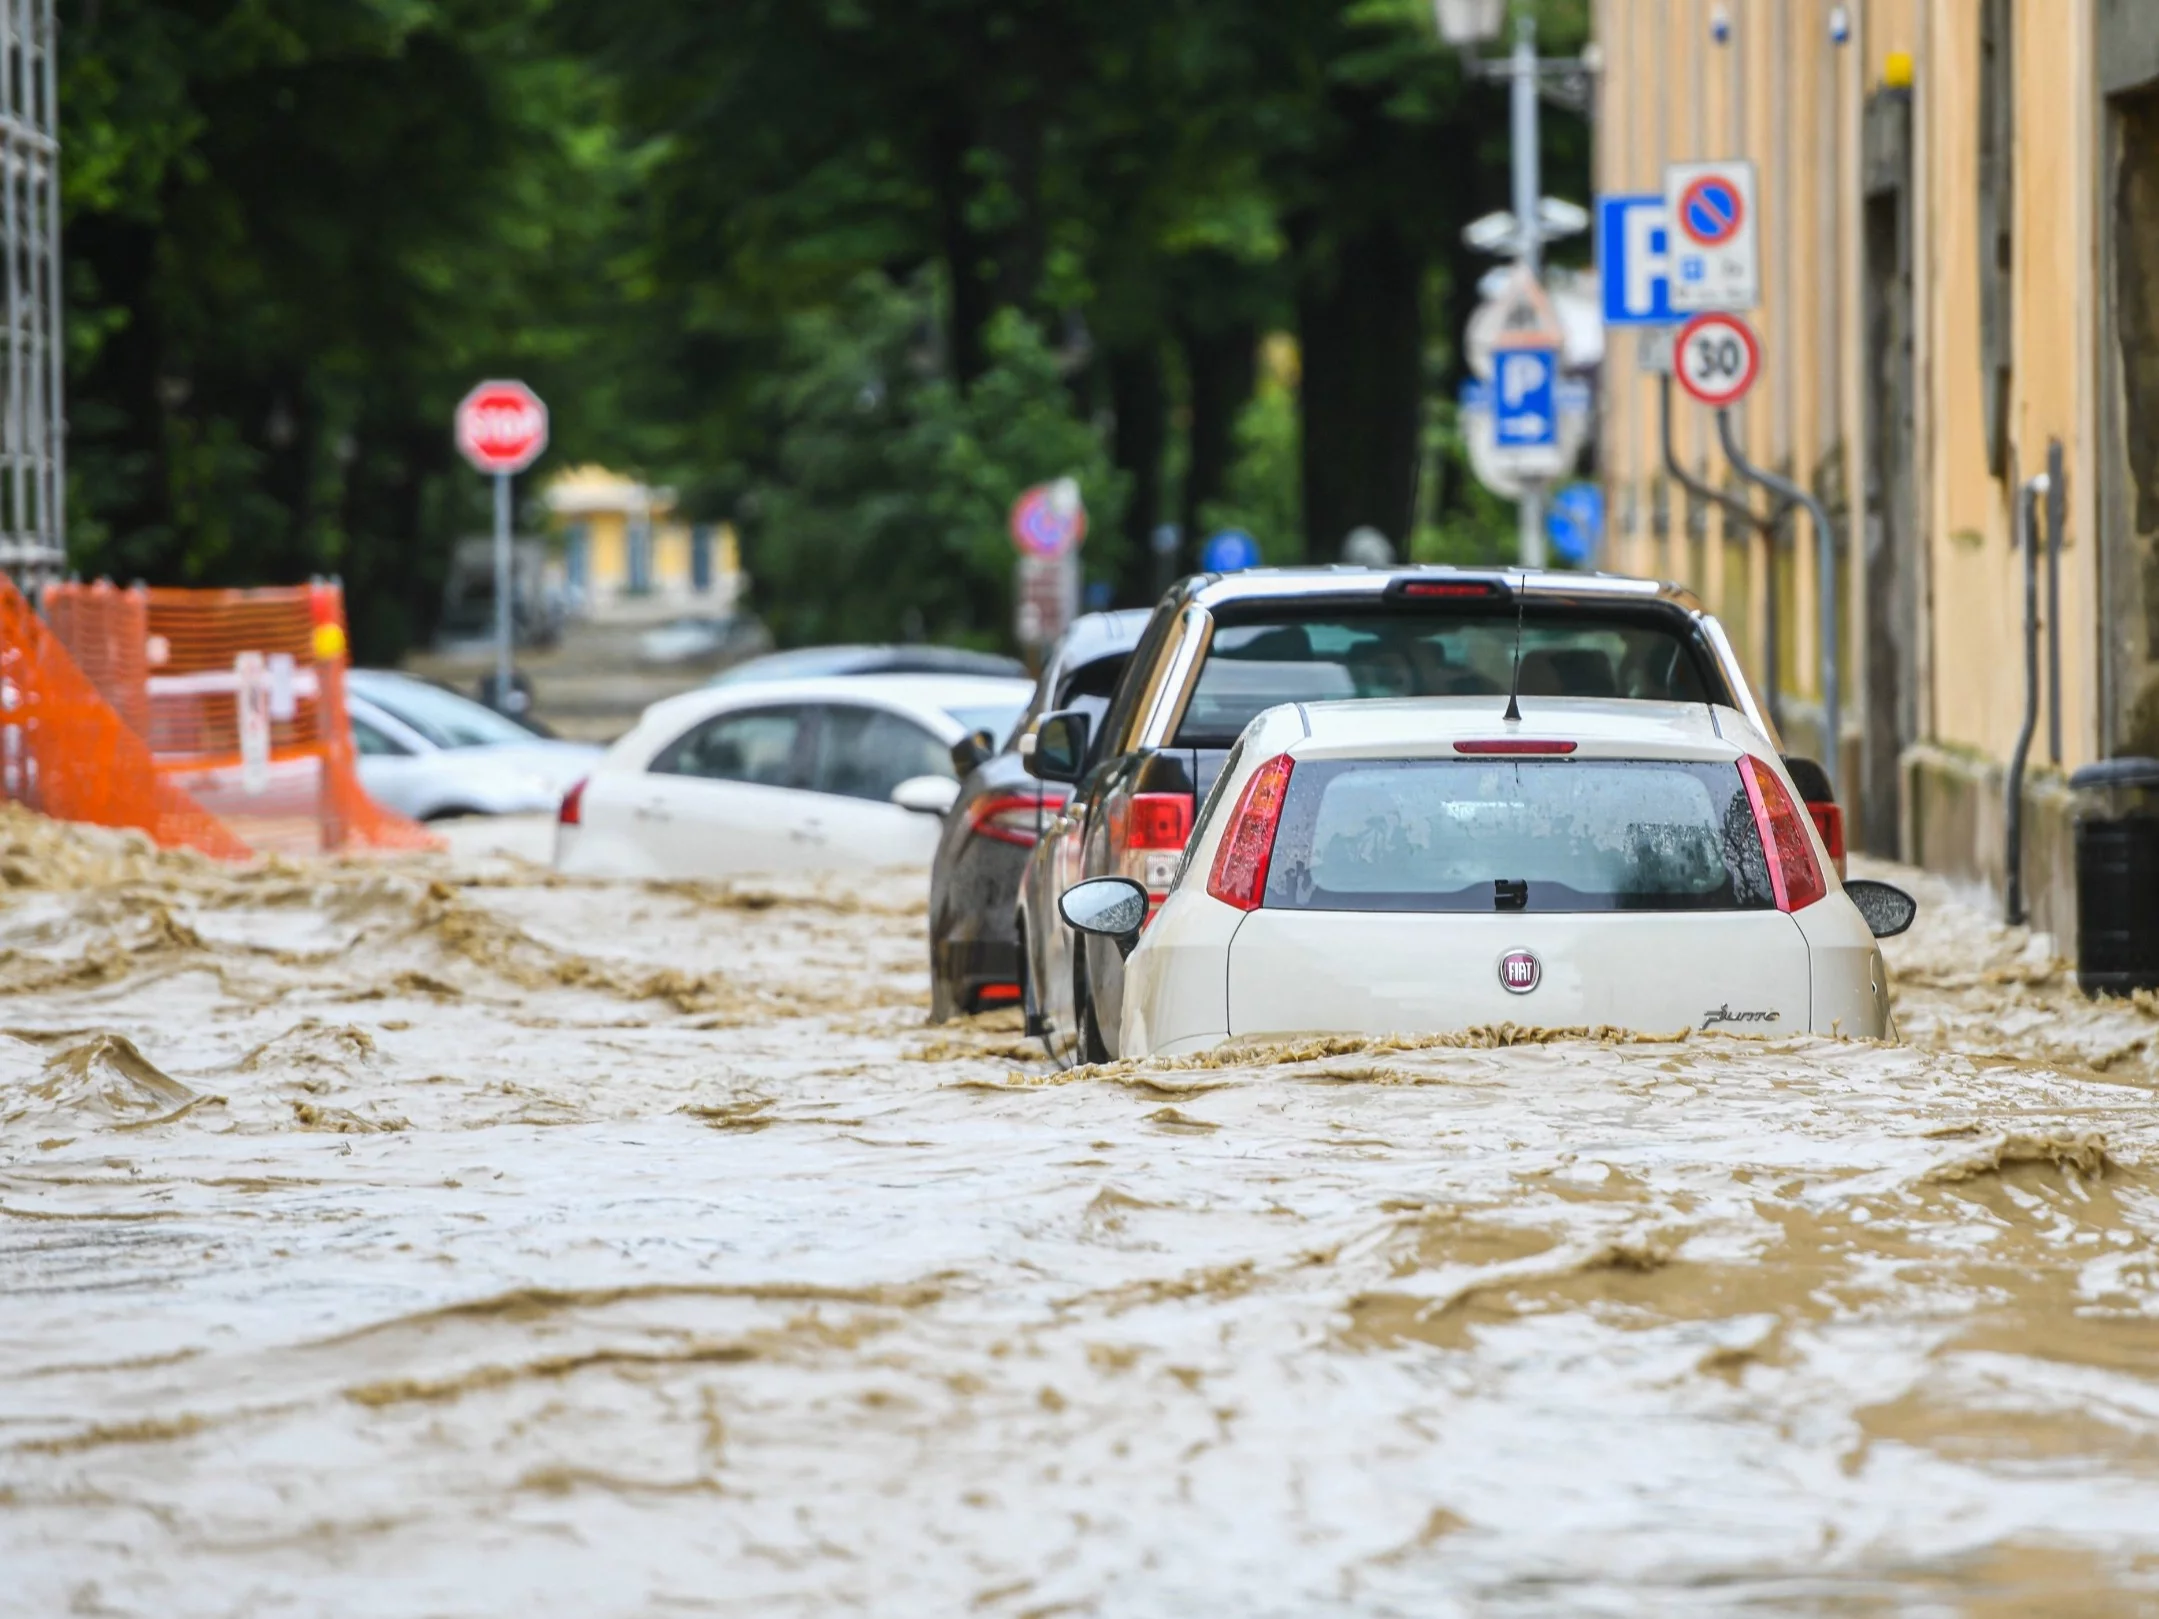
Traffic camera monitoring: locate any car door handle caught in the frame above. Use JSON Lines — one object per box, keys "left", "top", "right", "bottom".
{"left": 789, "top": 816, "right": 826, "bottom": 844}
{"left": 633, "top": 802, "right": 670, "bottom": 822}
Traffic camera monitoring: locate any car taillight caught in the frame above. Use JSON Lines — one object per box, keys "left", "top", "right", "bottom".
{"left": 967, "top": 789, "right": 1066, "bottom": 849}
{"left": 1114, "top": 791, "right": 1194, "bottom": 898}
{"left": 1806, "top": 799, "right": 1847, "bottom": 877}
{"left": 1453, "top": 739, "right": 1578, "bottom": 755}
{"left": 1207, "top": 754, "right": 1295, "bottom": 912}
{"left": 559, "top": 777, "right": 587, "bottom": 826}
{"left": 1739, "top": 756, "right": 1826, "bottom": 912}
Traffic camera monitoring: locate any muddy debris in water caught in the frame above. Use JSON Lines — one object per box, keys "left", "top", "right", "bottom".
{"left": 3, "top": 815, "right": 2159, "bottom": 1613}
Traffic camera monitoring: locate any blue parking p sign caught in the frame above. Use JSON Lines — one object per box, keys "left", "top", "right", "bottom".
{"left": 1493, "top": 349, "right": 1558, "bottom": 449}
{"left": 1596, "top": 194, "right": 1675, "bottom": 326}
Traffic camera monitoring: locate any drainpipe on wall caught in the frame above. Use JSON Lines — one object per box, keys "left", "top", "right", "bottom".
{"left": 2005, "top": 467, "right": 2050, "bottom": 926}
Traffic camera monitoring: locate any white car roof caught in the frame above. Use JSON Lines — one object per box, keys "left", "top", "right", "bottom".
{"left": 612, "top": 673, "right": 1034, "bottom": 764}
{"left": 1272, "top": 696, "right": 1763, "bottom": 764}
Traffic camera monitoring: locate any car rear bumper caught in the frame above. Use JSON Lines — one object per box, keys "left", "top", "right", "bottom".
{"left": 935, "top": 935, "right": 1023, "bottom": 1009}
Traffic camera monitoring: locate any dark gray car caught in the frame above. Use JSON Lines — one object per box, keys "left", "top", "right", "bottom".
{"left": 926, "top": 611, "right": 1148, "bottom": 1022}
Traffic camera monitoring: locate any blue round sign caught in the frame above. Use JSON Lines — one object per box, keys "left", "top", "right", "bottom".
{"left": 1201, "top": 528, "right": 1260, "bottom": 573}
{"left": 1546, "top": 483, "right": 1605, "bottom": 566}
{"left": 1678, "top": 176, "right": 1745, "bottom": 247}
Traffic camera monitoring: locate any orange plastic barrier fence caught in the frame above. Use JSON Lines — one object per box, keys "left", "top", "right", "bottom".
{"left": 43, "top": 579, "right": 440, "bottom": 857}
{"left": 0, "top": 575, "right": 250, "bottom": 860}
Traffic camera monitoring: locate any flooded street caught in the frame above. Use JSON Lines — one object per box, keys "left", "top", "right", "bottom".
{"left": 4, "top": 809, "right": 2159, "bottom": 1617}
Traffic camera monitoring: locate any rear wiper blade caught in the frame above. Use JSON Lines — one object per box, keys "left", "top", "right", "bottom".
{"left": 1493, "top": 879, "right": 1528, "bottom": 912}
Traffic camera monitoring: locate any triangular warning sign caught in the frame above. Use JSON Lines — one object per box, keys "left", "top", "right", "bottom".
{"left": 1487, "top": 266, "right": 1564, "bottom": 352}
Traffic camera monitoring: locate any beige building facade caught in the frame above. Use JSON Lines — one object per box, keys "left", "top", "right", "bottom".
{"left": 1592, "top": 0, "right": 2159, "bottom": 945}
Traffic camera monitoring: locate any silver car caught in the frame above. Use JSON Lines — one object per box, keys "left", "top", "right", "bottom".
{"left": 345, "top": 670, "right": 600, "bottom": 821}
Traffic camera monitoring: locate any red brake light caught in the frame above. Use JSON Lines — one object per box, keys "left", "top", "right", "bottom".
{"left": 1392, "top": 579, "right": 1504, "bottom": 600}
{"left": 1453, "top": 739, "right": 1578, "bottom": 755}
{"left": 1806, "top": 799, "right": 1847, "bottom": 875}
{"left": 559, "top": 777, "right": 587, "bottom": 826}
{"left": 1739, "top": 756, "right": 1826, "bottom": 912}
{"left": 1207, "top": 754, "right": 1295, "bottom": 912}
{"left": 1112, "top": 791, "right": 1195, "bottom": 902}
{"left": 966, "top": 789, "right": 1066, "bottom": 848}
{"left": 974, "top": 982, "right": 1023, "bottom": 1006}
{"left": 1127, "top": 793, "right": 1192, "bottom": 850}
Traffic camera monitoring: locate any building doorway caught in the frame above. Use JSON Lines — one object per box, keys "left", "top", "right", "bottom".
{"left": 1860, "top": 89, "right": 1918, "bottom": 855}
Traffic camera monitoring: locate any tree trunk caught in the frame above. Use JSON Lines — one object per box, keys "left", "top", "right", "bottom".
{"left": 1294, "top": 217, "right": 1423, "bottom": 561}
{"left": 929, "top": 118, "right": 993, "bottom": 389}
{"left": 1179, "top": 317, "right": 1256, "bottom": 545}
{"left": 1107, "top": 340, "right": 1167, "bottom": 604}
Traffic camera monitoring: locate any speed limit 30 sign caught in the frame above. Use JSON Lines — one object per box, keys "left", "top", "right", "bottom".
{"left": 1674, "top": 311, "right": 1761, "bottom": 409}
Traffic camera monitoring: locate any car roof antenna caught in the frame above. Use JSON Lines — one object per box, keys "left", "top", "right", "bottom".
{"left": 1502, "top": 571, "right": 1526, "bottom": 723}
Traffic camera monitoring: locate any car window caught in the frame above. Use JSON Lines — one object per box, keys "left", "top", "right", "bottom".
{"left": 350, "top": 717, "right": 411, "bottom": 758}
{"left": 1172, "top": 609, "right": 1720, "bottom": 745}
{"left": 1262, "top": 758, "right": 1774, "bottom": 913}
{"left": 353, "top": 678, "right": 540, "bottom": 747}
{"left": 809, "top": 704, "right": 952, "bottom": 801}
{"left": 651, "top": 706, "right": 807, "bottom": 786}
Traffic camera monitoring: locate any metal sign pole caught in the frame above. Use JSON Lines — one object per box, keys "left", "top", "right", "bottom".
{"left": 493, "top": 470, "right": 513, "bottom": 710}
{"left": 1510, "top": 9, "right": 1544, "bottom": 569}
{"left": 1715, "top": 408, "right": 1839, "bottom": 797}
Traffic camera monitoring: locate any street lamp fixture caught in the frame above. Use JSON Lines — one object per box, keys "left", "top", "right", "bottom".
{"left": 1433, "top": 0, "right": 1505, "bottom": 48}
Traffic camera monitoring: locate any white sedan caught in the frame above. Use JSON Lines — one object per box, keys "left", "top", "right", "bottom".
{"left": 555, "top": 674, "right": 1032, "bottom": 880}
{"left": 1059, "top": 696, "right": 1917, "bottom": 1058}
{"left": 346, "top": 670, "right": 601, "bottom": 821}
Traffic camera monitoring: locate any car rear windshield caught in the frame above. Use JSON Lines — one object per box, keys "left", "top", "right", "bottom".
{"left": 1175, "top": 608, "right": 1719, "bottom": 745}
{"left": 1262, "top": 757, "right": 1776, "bottom": 912}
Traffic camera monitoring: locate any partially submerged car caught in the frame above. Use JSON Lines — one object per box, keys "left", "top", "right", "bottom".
{"left": 1018, "top": 567, "right": 1844, "bottom": 1065}
{"left": 927, "top": 610, "right": 1149, "bottom": 1020}
{"left": 1059, "top": 695, "right": 1915, "bottom": 1058}
{"left": 345, "top": 669, "right": 599, "bottom": 821}
{"left": 554, "top": 674, "right": 1030, "bottom": 880}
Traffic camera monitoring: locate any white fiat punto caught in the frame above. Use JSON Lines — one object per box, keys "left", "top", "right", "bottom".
{"left": 1057, "top": 696, "right": 1916, "bottom": 1058}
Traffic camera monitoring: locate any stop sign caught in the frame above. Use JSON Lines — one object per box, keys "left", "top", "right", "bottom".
{"left": 454, "top": 380, "right": 549, "bottom": 475}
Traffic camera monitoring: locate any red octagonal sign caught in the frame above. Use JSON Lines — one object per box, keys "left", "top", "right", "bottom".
{"left": 455, "top": 379, "right": 549, "bottom": 475}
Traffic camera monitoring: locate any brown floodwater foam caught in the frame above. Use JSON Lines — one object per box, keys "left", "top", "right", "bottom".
{"left": 3, "top": 820, "right": 2159, "bottom": 1612}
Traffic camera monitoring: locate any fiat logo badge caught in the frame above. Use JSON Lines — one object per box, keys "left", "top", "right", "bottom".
{"left": 1498, "top": 948, "right": 1541, "bottom": 994}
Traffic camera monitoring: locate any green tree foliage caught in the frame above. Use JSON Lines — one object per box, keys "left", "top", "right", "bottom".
{"left": 56, "top": 0, "right": 1587, "bottom": 657}
{"left": 60, "top": 0, "right": 663, "bottom": 658}
{"left": 742, "top": 273, "right": 1125, "bottom": 647}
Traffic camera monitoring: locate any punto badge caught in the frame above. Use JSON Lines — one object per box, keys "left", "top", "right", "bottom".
{"left": 1498, "top": 949, "right": 1541, "bottom": 994}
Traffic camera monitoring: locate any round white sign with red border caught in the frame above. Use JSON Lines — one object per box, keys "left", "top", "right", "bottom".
{"left": 455, "top": 379, "right": 550, "bottom": 475}
{"left": 1674, "top": 312, "right": 1761, "bottom": 409}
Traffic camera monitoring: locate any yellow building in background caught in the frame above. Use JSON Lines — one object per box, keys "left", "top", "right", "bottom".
{"left": 1594, "top": 0, "right": 2159, "bottom": 946}
{"left": 543, "top": 465, "right": 742, "bottom": 617}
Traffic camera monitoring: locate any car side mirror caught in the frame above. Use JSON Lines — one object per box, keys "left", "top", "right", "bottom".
{"left": 1026, "top": 709, "right": 1090, "bottom": 784}
{"left": 1844, "top": 878, "right": 1917, "bottom": 939}
{"left": 891, "top": 775, "right": 962, "bottom": 816}
{"left": 949, "top": 728, "right": 995, "bottom": 778}
{"left": 1058, "top": 876, "right": 1149, "bottom": 959}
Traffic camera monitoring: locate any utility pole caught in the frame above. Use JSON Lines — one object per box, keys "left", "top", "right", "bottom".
{"left": 1438, "top": 0, "right": 1598, "bottom": 571}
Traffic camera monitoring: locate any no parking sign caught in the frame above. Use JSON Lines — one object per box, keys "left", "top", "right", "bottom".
{"left": 1009, "top": 478, "right": 1087, "bottom": 557}
{"left": 1664, "top": 160, "right": 1758, "bottom": 312}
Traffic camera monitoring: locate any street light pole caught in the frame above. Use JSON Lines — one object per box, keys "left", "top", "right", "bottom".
{"left": 1508, "top": 8, "right": 1545, "bottom": 568}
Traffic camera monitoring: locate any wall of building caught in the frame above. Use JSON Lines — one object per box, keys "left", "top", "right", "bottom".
{"left": 1592, "top": 0, "right": 2112, "bottom": 945}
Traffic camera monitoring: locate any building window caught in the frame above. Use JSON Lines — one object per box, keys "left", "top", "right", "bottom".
{"left": 1978, "top": 0, "right": 2015, "bottom": 479}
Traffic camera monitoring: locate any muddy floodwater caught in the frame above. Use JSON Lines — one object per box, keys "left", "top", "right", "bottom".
{"left": 4, "top": 809, "right": 2159, "bottom": 1616}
